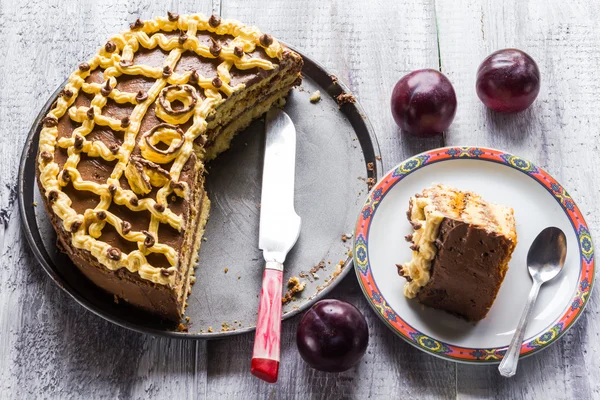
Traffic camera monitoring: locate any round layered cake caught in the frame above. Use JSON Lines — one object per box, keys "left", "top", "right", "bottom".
{"left": 36, "top": 13, "right": 303, "bottom": 321}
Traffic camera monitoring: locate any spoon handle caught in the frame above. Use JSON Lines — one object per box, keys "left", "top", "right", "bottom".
{"left": 498, "top": 279, "right": 542, "bottom": 377}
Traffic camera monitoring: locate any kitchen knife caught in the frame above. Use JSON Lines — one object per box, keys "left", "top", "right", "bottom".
{"left": 250, "top": 108, "right": 301, "bottom": 383}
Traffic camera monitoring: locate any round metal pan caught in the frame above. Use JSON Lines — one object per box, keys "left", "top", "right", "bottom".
{"left": 18, "top": 45, "right": 382, "bottom": 339}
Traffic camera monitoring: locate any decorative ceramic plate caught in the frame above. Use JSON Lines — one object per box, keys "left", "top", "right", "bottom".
{"left": 354, "top": 147, "right": 594, "bottom": 363}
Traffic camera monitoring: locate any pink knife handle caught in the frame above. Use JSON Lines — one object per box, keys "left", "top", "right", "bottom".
{"left": 251, "top": 264, "right": 283, "bottom": 383}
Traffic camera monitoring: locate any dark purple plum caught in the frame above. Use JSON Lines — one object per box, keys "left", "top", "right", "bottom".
{"left": 476, "top": 48, "right": 540, "bottom": 113}
{"left": 391, "top": 69, "right": 457, "bottom": 136}
{"left": 296, "top": 299, "right": 368, "bottom": 372}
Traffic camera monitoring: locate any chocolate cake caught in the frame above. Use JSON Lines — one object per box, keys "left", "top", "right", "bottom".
{"left": 36, "top": 13, "right": 303, "bottom": 321}
{"left": 398, "top": 184, "right": 517, "bottom": 321}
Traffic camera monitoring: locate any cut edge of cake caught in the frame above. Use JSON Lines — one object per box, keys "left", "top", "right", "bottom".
{"left": 398, "top": 184, "right": 517, "bottom": 321}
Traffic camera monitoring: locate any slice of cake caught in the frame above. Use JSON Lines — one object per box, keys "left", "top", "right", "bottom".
{"left": 36, "top": 13, "right": 303, "bottom": 321}
{"left": 398, "top": 184, "right": 517, "bottom": 321}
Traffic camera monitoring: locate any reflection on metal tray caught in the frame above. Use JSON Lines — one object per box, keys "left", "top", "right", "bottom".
{"left": 18, "top": 45, "right": 382, "bottom": 339}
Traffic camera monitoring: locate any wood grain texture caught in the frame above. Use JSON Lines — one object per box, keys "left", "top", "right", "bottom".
{"left": 436, "top": 0, "right": 600, "bottom": 399}
{"left": 1, "top": 0, "right": 599, "bottom": 399}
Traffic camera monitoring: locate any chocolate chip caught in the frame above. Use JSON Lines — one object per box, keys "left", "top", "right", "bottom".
{"left": 209, "top": 39, "right": 221, "bottom": 57}
{"left": 120, "top": 117, "right": 130, "bottom": 128}
{"left": 101, "top": 80, "right": 112, "bottom": 96}
{"left": 40, "top": 151, "right": 53, "bottom": 162}
{"left": 86, "top": 107, "right": 95, "bottom": 120}
{"left": 62, "top": 89, "right": 73, "bottom": 98}
{"left": 119, "top": 60, "right": 133, "bottom": 68}
{"left": 109, "top": 143, "right": 119, "bottom": 155}
{"left": 70, "top": 220, "right": 81, "bottom": 233}
{"left": 142, "top": 230, "right": 155, "bottom": 248}
{"left": 160, "top": 269, "right": 173, "bottom": 277}
{"left": 411, "top": 222, "right": 422, "bottom": 230}
{"left": 404, "top": 234, "right": 413, "bottom": 242}
{"left": 259, "top": 33, "right": 273, "bottom": 47}
{"left": 212, "top": 77, "right": 222, "bottom": 88}
{"left": 129, "top": 197, "right": 139, "bottom": 207}
{"left": 136, "top": 90, "right": 148, "bottom": 103}
{"left": 96, "top": 210, "right": 107, "bottom": 220}
{"left": 108, "top": 184, "right": 117, "bottom": 196}
{"left": 178, "top": 32, "right": 188, "bottom": 44}
{"left": 233, "top": 46, "right": 244, "bottom": 58}
{"left": 167, "top": 11, "right": 179, "bottom": 22}
{"left": 169, "top": 181, "right": 184, "bottom": 191}
{"left": 107, "top": 247, "right": 121, "bottom": 261}
{"left": 48, "top": 190, "right": 59, "bottom": 203}
{"left": 105, "top": 41, "right": 117, "bottom": 53}
{"left": 409, "top": 244, "right": 420, "bottom": 251}
{"left": 189, "top": 70, "right": 199, "bottom": 84}
{"left": 205, "top": 113, "right": 215, "bottom": 122}
{"left": 42, "top": 116, "right": 58, "bottom": 128}
{"left": 61, "top": 170, "right": 70, "bottom": 183}
{"left": 162, "top": 66, "right": 172, "bottom": 78}
{"left": 208, "top": 15, "right": 221, "bottom": 28}
{"left": 130, "top": 18, "right": 144, "bottom": 30}
{"left": 79, "top": 63, "right": 90, "bottom": 72}
{"left": 121, "top": 221, "right": 132, "bottom": 234}
{"left": 154, "top": 203, "right": 165, "bottom": 212}
{"left": 73, "top": 135, "right": 84, "bottom": 150}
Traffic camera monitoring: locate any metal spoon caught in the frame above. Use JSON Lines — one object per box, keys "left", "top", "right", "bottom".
{"left": 498, "top": 227, "right": 567, "bottom": 377}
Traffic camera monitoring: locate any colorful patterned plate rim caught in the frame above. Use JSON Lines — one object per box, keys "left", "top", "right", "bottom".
{"left": 353, "top": 146, "right": 594, "bottom": 363}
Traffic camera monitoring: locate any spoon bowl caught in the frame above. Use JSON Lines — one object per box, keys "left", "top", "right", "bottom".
{"left": 527, "top": 227, "right": 568, "bottom": 283}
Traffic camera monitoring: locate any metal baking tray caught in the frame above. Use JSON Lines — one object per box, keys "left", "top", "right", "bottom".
{"left": 18, "top": 45, "right": 382, "bottom": 338}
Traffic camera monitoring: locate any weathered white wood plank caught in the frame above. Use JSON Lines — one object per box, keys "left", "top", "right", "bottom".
{"left": 0, "top": 1, "right": 210, "bottom": 399}
{"left": 436, "top": 0, "right": 600, "bottom": 398}
{"left": 3, "top": 0, "right": 600, "bottom": 398}
{"left": 206, "top": 0, "right": 454, "bottom": 398}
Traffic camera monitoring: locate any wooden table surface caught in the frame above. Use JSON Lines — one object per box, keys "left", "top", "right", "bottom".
{"left": 1, "top": 0, "right": 598, "bottom": 399}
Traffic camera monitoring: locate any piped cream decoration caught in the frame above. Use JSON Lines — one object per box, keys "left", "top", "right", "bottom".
{"left": 402, "top": 196, "right": 444, "bottom": 298}
{"left": 37, "top": 14, "right": 284, "bottom": 286}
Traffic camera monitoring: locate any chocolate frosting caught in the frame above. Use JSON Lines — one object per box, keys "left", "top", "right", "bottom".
{"left": 417, "top": 219, "right": 512, "bottom": 321}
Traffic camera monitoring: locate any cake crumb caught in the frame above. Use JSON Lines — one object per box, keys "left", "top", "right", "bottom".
{"left": 32, "top": 201, "right": 38, "bottom": 207}
{"left": 237, "top": 276, "right": 241, "bottom": 280}
{"left": 200, "top": 329, "right": 206, "bottom": 333}
{"left": 333, "top": 263, "right": 343, "bottom": 278}
{"left": 366, "top": 177, "right": 375, "bottom": 189}
{"left": 113, "top": 295, "right": 119, "bottom": 304}
{"left": 224, "top": 268, "right": 228, "bottom": 273}
{"left": 341, "top": 234, "right": 348, "bottom": 242}
{"left": 208, "top": 326, "right": 213, "bottom": 333}
{"left": 202, "top": 237, "right": 207, "bottom": 242}
{"left": 282, "top": 276, "right": 306, "bottom": 304}
{"left": 367, "top": 162, "right": 374, "bottom": 171}
{"left": 309, "top": 90, "right": 321, "bottom": 103}
{"left": 330, "top": 74, "right": 338, "bottom": 85}
{"left": 310, "top": 261, "right": 326, "bottom": 274}
{"left": 336, "top": 93, "right": 356, "bottom": 106}
{"left": 221, "top": 322, "right": 231, "bottom": 332}
{"left": 376, "top": 156, "right": 382, "bottom": 161}
{"left": 177, "top": 323, "right": 188, "bottom": 332}
{"left": 185, "top": 316, "right": 190, "bottom": 322}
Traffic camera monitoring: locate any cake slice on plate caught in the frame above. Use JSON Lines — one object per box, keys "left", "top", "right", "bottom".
{"left": 36, "top": 13, "right": 303, "bottom": 321}
{"left": 398, "top": 184, "right": 517, "bottom": 321}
